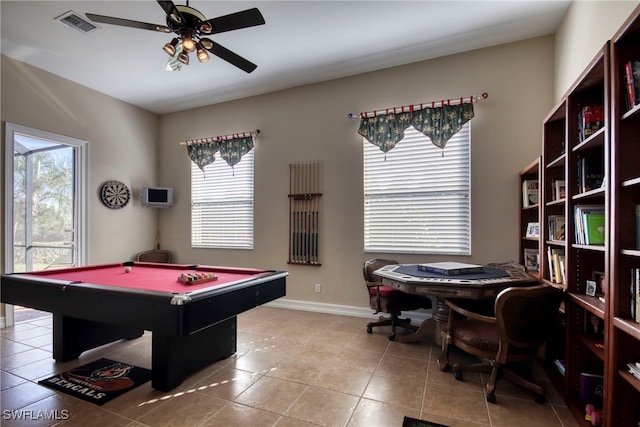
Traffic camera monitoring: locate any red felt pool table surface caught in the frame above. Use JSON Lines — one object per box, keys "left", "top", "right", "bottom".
{"left": 23, "top": 262, "right": 271, "bottom": 293}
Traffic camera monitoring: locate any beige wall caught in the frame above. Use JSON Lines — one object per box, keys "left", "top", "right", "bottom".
{"left": 158, "top": 36, "right": 555, "bottom": 308}
{"left": 554, "top": 0, "right": 640, "bottom": 101}
{"left": 1, "top": 56, "right": 161, "bottom": 268}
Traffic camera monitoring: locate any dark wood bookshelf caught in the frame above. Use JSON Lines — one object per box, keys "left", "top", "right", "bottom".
{"left": 539, "top": 36, "right": 610, "bottom": 427}
{"left": 532, "top": 5, "right": 640, "bottom": 426}
{"left": 609, "top": 4, "right": 640, "bottom": 426}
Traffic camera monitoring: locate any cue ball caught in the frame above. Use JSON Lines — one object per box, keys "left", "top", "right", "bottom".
{"left": 124, "top": 267, "right": 131, "bottom": 273}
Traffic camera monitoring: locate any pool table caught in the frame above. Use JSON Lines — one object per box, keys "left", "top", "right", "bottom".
{"left": 0, "top": 262, "right": 287, "bottom": 391}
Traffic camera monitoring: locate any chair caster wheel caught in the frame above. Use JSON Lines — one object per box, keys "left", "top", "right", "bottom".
{"left": 366, "top": 326, "right": 372, "bottom": 334}
{"left": 486, "top": 393, "right": 496, "bottom": 404}
{"left": 388, "top": 334, "right": 396, "bottom": 341}
{"left": 533, "top": 394, "right": 545, "bottom": 404}
{"left": 454, "top": 371, "right": 463, "bottom": 381}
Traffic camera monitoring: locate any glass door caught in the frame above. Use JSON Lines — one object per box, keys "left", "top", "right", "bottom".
{"left": 4, "top": 123, "right": 87, "bottom": 325}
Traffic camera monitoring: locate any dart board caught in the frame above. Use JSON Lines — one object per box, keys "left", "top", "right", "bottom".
{"left": 100, "top": 180, "right": 131, "bottom": 209}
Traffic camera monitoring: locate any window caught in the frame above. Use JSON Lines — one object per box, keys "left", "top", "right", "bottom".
{"left": 363, "top": 122, "right": 470, "bottom": 254}
{"left": 191, "top": 150, "right": 254, "bottom": 249}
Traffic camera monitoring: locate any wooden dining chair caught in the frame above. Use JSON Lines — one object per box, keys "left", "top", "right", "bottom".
{"left": 438, "top": 284, "right": 564, "bottom": 404}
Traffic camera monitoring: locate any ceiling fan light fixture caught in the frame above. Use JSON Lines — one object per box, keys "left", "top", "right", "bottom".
{"left": 163, "top": 38, "right": 179, "bottom": 56}
{"left": 182, "top": 34, "right": 196, "bottom": 52}
{"left": 200, "top": 38, "right": 213, "bottom": 50}
{"left": 178, "top": 50, "right": 189, "bottom": 65}
{"left": 196, "top": 43, "right": 210, "bottom": 62}
{"left": 200, "top": 22, "right": 213, "bottom": 34}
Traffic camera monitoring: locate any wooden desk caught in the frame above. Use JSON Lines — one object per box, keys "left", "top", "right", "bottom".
{"left": 373, "top": 263, "right": 537, "bottom": 345}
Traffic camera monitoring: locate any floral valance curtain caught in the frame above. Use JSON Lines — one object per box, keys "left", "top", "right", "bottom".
{"left": 185, "top": 133, "right": 255, "bottom": 175}
{"left": 358, "top": 102, "right": 475, "bottom": 152}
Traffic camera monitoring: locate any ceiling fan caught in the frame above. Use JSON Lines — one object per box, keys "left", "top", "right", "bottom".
{"left": 86, "top": 0, "right": 265, "bottom": 72}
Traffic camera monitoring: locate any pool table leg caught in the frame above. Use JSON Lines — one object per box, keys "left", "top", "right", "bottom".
{"left": 151, "top": 316, "right": 237, "bottom": 391}
{"left": 53, "top": 314, "right": 144, "bottom": 362}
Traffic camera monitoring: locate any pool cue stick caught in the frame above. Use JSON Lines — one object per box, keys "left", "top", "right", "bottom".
{"left": 289, "top": 164, "right": 293, "bottom": 262}
{"left": 311, "top": 161, "right": 317, "bottom": 264}
{"left": 295, "top": 163, "right": 299, "bottom": 263}
{"left": 299, "top": 163, "right": 303, "bottom": 263}
{"left": 313, "top": 162, "right": 320, "bottom": 264}
{"left": 292, "top": 163, "right": 296, "bottom": 263}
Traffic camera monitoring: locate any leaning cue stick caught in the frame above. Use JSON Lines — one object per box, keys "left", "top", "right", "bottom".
{"left": 289, "top": 164, "right": 293, "bottom": 263}
{"left": 315, "top": 166, "right": 319, "bottom": 264}
{"left": 311, "top": 161, "right": 317, "bottom": 264}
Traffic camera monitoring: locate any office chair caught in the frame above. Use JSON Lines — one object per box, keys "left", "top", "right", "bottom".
{"left": 364, "top": 258, "right": 432, "bottom": 341}
{"left": 438, "top": 284, "right": 563, "bottom": 404}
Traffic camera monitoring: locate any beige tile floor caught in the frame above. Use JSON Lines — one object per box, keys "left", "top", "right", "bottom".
{"left": 1, "top": 306, "right": 579, "bottom": 427}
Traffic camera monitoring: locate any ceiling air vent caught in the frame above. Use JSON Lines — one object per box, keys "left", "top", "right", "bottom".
{"left": 55, "top": 11, "right": 99, "bottom": 34}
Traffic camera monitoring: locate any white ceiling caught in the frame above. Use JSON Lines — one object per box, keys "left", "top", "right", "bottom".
{"left": 1, "top": 1, "right": 571, "bottom": 115}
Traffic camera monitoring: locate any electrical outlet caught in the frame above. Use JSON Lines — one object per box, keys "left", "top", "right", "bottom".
{"left": 315, "top": 283, "right": 321, "bottom": 293}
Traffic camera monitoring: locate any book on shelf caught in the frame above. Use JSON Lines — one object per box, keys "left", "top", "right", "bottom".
{"left": 627, "top": 362, "right": 640, "bottom": 380}
{"left": 551, "top": 179, "right": 566, "bottom": 201}
{"left": 554, "top": 359, "right": 566, "bottom": 376}
{"left": 524, "top": 248, "right": 539, "bottom": 272}
{"left": 547, "top": 247, "right": 565, "bottom": 284}
{"left": 559, "top": 255, "right": 566, "bottom": 285}
{"left": 578, "top": 105, "right": 604, "bottom": 142}
{"left": 624, "top": 60, "right": 640, "bottom": 110}
{"left": 584, "top": 211, "right": 605, "bottom": 245}
{"left": 636, "top": 205, "right": 640, "bottom": 250}
{"left": 417, "top": 262, "right": 484, "bottom": 276}
{"left": 548, "top": 215, "right": 566, "bottom": 241}
{"left": 577, "top": 156, "right": 604, "bottom": 193}
{"left": 632, "top": 268, "right": 640, "bottom": 324}
{"left": 579, "top": 372, "right": 603, "bottom": 405}
{"left": 522, "top": 179, "right": 539, "bottom": 207}
{"left": 574, "top": 205, "right": 605, "bottom": 245}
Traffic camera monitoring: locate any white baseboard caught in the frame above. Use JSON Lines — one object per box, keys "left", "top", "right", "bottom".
{"left": 265, "top": 298, "right": 432, "bottom": 324}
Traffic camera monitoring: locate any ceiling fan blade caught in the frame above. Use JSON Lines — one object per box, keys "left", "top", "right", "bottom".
{"left": 200, "top": 8, "right": 265, "bottom": 35}
{"left": 201, "top": 39, "right": 257, "bottom": 73}
{"left": 157, "top": 0, "right": 185, "bottom": 25}
{"left": 86, "top": 13, "right": 170, "bottom": 33}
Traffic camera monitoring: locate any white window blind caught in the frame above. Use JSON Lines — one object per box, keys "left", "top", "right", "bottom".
{"left": 363, "top": 123, "right": 471, "bottom": 254}
{"left": 191, "top": 150, "right": 254, "bottom": 249}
